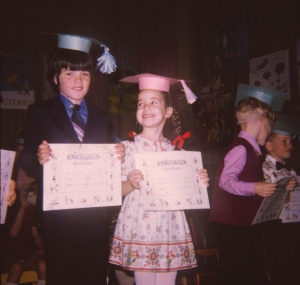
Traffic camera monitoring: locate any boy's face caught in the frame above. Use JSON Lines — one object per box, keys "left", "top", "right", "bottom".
{"left": 54, "top": 68, "right": 91, "bottom": 104}
{"left": 265, "top": 134, "right": 293, "bottom": 163}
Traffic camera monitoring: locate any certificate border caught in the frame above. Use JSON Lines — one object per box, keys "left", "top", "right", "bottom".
{"left": 43, "top": 144, "right": 122, "bottom": 211}
{"left": 135, "top": 151, "right": 210, "bottom": 211}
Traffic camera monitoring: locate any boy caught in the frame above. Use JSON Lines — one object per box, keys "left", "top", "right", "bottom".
{"left": 18, "top": 34, "right": 124, "bottom": 285}
{"left": 263, "top": 112, "right": 299, "bottom": 285}
{"left": 209, "top": 84, "right": 285, "bottom": 285}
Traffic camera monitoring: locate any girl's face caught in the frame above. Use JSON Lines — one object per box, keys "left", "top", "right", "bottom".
{"left": 136, "top": 90, "right": 173, "bottom": 131}
{"left": 54, "top": 68, "right": 91, "bottom": 104}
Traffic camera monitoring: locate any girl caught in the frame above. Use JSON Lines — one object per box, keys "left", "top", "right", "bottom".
{"left": 109, "top": 74, "right": 209, "bottom": 285}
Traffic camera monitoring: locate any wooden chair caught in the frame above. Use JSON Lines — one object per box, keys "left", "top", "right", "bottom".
{"left": 181, "top": 210, "right": 220, "bottom": 285}
{"left": 1, "top": 270, "right": 37, "bottom": 285}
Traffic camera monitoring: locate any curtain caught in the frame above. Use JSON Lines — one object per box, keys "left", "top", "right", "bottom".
{"left": 1, "top": 0, "right": 299, "bottom": 148}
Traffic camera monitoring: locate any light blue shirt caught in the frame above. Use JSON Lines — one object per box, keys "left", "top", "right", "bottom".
{"left": 59, "top": 93, "right": 88, "bottom": 124}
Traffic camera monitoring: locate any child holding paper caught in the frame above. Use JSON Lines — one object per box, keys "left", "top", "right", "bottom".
{"left": 209, "top": 85, "right": 285, "bottom": 285}
{"left": 109, "top": 74, "right": 209, "bottom": 285}
{"left": 18, "top": 34, "right": 124, "bottom": 285}
{"left": 263, "top": 113, "right": 299, "bottom": 285}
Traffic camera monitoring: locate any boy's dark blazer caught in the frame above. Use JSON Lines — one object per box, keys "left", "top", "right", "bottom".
{"left": 18, "top": 95, "right": 110, "bottom": 285}
{"left": 19, "top": 95, "right": 108, "bottom": 177}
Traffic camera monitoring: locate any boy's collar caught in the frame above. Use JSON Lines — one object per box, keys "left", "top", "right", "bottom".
{"left": 266, "top": 154, "right": 289, "bottom": 169}
{"left": 266, "top": 154, "right": 280, "bottom": 165}
{"left": 267, "top": 154, "right": 293, "bottom": 171}
{"left": 238, "top": 131, "right": 262, "bottom": 155}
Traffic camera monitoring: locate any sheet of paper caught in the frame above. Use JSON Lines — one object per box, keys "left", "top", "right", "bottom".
{"left": 280, "top": 176, "right": 300, "bottom": 223}
{"left": 1, "top": 150, "right": 16, "bottom": 224}
{"left": 252, "top": 176, "right": 294, "bottom": 225}
{"left": 135, "top": 151, "right": 210, "bottom": 211}
{"left": 43, "top": 144, "right": 121, "bottom": 211}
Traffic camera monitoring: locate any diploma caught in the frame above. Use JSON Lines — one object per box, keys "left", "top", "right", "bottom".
{"left": 252, "top": 176, "right": 295, "bottom": 225}
{"left": 135, "top": 151, "right": 210, "bottom": 210}
{"left": 280, "top": 176, "right": 300, "bottom": 223}
{"left": 1, "top": 149, "right": 16, "bottom": 224}
{"left": 43, "top": 144, "right": 121, "bottom": 211}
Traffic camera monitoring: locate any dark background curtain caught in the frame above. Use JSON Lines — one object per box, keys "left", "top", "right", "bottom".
{"left": 1, "top": 0, "right": 300, "bottom": 149}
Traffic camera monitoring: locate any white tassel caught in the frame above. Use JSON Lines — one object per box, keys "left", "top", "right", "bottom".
{"left": 96, "top": 45, "right": 117, "bottom": 74}
{"left": 179, "top": 80, "right": 198, "bottom": 104}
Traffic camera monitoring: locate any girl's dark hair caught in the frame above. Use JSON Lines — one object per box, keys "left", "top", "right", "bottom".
{"left": 46, "top": 48, "right": 94, "bottom": 90}
{"left": 134, "top": 90, "right": 182, "bottom": 139}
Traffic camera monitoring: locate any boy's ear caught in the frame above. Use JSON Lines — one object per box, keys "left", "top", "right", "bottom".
{"left": 53, "top": 75, "right": 59, "bottom": 85}
{"left": 265, "top": 141, "right": 273, "bottom": 151}
{"left": 261, "top": 117, "right": 268, "bottom": 127}
{"left": 165, "top": 106, "right": 173, "bottom": 118}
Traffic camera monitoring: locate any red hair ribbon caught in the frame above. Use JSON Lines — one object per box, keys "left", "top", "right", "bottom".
{"left": 128, "top": 131, "right": 137, "bottom": 138}
{"left": 171, "top": 131, "right": 191, "bottom": 150}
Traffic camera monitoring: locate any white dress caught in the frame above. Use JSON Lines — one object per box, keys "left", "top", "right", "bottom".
{"left": 109, "top": 135, "right": 197, "bottom": 271}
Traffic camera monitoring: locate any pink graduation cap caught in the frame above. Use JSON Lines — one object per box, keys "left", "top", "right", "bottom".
{"left": 120, "top": 73, "right": 198, "bottom": 104}
{"left": 46, "top": 33, "right": 116, "bottom": 74}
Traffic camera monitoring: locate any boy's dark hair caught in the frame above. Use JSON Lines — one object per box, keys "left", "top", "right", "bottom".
{"left": 266, "top": 132, "right": 278, "bottom": 143}
{"left": 46, "top": 48, "right": 94, "bottom": 91}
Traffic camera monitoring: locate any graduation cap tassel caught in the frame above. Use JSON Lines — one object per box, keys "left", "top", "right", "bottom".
{"left": 179, "top": 80, "right": 198, "bottom": 104}
{"left": 96, "top": 45, "right": 117, "bottom": 74}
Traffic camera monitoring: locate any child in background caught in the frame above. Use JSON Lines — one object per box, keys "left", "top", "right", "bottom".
{"left": 2, "top": 182, "right": 46, "bottom": 285}
{"left": 209, "top": 85, "right": 285, "bottom": 285}
{"left": 263, "top": 112, "right": 299, "bottom": 285}
{"left": 109, "top": 74, "right": 209, "bottom": 285}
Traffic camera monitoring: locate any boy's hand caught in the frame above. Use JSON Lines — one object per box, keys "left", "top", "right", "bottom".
{"left": 6, "top": 180, "right": 17, "bottom": 206}
{"left": 286, "top": 176, "right": 297, "bottom": 191}
{"left": 254, "top": 182, "right": 277, "bottom": 197}
{"left": 198, "top": 168, "right": 210, "bottom": 187}
{"left": 37, "top": 140, "right": 53, "bottom": 165}
{"left": 115, "top": 143, "right": 125, "bottom": 163}
{"left": 128, "top": 169, "right": 144, "bottom": 190}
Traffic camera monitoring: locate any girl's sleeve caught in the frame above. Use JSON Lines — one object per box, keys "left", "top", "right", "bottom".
{"left": 220, "top": 145, "right": 256, "bottom": 196}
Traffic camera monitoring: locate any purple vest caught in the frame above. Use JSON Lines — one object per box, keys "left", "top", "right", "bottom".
{"left": 209, "top": 137, "right": 263, "bottom": 226}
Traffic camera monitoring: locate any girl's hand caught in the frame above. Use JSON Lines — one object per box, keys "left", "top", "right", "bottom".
{"left": 6, "top": 180, "right": 17, "bottom": 206}
{"left": 286, "top": 176, "right": 297, "bottom": 191}
{"left": 37, "top": 140, "right": 53, "bottom": 165}
{"left": 128, "top": 169, "right": 144, "bottom": 190}
{"left": 115, "top": 143, "right": 125, "bottom": 163}
{"left": 198, "top": 168, "right": 210, "bottom": 187}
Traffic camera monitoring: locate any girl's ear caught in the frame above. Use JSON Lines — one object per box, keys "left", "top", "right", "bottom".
{"left": 165, "top": 106, "right": 173, "bottom": 118}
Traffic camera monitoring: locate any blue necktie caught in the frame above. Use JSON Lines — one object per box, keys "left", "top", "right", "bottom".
{"left": 71, "top": 104, "right": 85, "bottom": 141}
